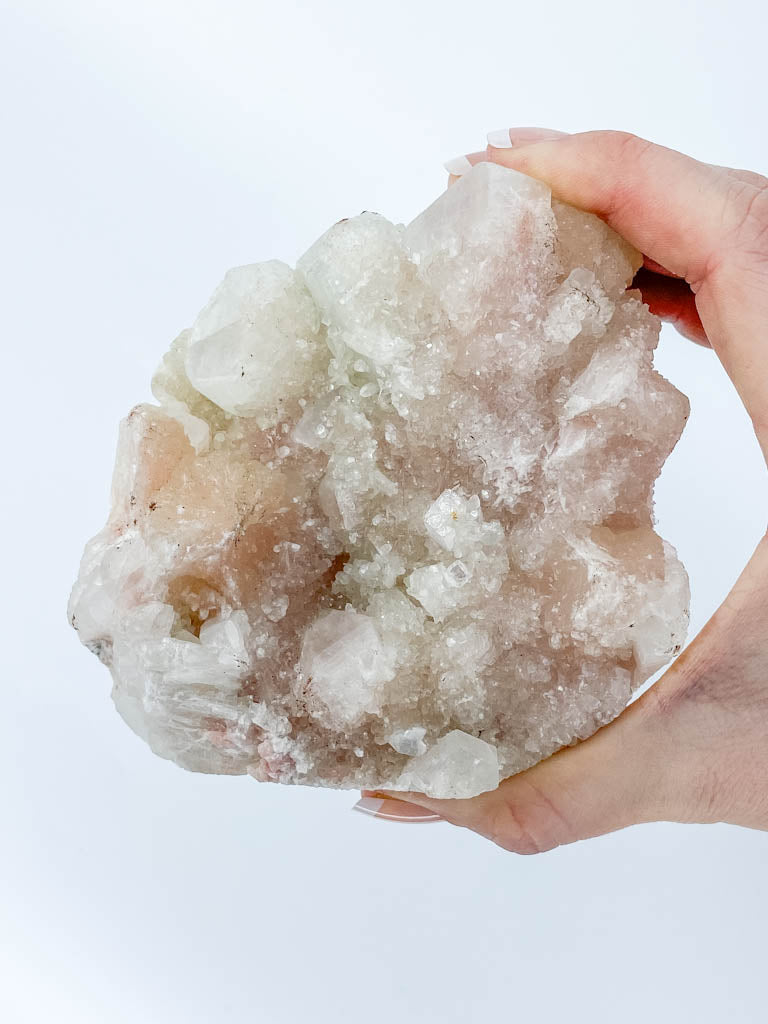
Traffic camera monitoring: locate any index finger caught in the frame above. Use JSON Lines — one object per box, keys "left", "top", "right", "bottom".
{"left": 486, "top": 130, "right": 768, "bottom": 457}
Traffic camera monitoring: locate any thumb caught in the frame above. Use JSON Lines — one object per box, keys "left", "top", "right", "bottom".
{"left": 370, "top": 692, "right": 685, "bottom": 853}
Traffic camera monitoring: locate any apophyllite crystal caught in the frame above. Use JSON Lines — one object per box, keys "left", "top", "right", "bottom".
{"left": 69, "top": 163, "right": 690, "bottom": 799}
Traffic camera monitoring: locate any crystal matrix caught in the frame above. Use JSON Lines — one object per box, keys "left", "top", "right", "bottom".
{"left": 69, "top": 163, "right": 689, "bottom": 799}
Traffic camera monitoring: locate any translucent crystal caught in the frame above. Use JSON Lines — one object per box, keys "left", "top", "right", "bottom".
{"left": 69, "top": 163, "right": 689, "bottom": 798}
{"left": 395, "top": 730, "right": 500, "bottom": 799}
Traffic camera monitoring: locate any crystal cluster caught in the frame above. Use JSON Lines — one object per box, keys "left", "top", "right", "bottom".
{"left": 69, "top": 163, "right": 689, "bottom": 799}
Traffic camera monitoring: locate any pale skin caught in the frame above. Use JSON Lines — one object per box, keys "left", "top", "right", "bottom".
{"left": 356, "top": 128, "right": 768, "bottom": 850}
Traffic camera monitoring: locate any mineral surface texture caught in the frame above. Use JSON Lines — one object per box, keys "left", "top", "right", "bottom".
{"left": 69, "top": 163, "right": 690, "bottom": 799}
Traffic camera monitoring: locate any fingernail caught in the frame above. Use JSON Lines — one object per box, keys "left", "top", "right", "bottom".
{"left": 487, "top": 127, "right": 567, "bottom": 148}
{"left": 443, "top": 154, "right": 474, "bottom": 175}
{"left": 352, "top": 796, "right": 443, "bottom": 823}
{"left": 443, "top": 151, "right": 489, "bottom": 177}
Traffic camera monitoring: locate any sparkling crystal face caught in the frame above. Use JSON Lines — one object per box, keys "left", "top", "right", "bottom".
{"left": 69, "top": 163, "right": 690, "bottom": 799}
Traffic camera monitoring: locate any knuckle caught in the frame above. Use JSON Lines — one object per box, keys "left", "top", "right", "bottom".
{"left": 482, "top": 801, "right": 545, "bottom": 854}
{"left": 716, "top": 177, "right": 768, "bottom": 271}
{"left": 479, "top": 788, "right": 570, "bottom": 856}
{"left": 597, "top": 130, "right": 654, "bottom": 163}
{"left": 588, "top": 131, "right": 655, "bottom": 220}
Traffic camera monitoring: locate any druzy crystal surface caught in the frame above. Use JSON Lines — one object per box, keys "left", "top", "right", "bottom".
{"left": 69, "top": 163, "right": 690, "bottom": 799}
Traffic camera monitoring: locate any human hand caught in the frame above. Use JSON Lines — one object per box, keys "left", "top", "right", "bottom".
{"left": 354, "top": 129, "right": 768, "bottom": 849}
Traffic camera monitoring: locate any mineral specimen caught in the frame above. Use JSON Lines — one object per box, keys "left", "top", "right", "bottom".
{"left": 69, "top": 163, "right": 690, "bottom": 799}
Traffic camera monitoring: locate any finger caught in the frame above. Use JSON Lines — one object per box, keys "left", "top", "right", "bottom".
{"left": 443, "top": 156, "right": 703, "bottom": 345}
{"left": 632, "top": 267, "right": 711, "bottom": 346}
{"left": 484, "top": 129, "right": 729, "bottom": 284}
{"left": 486, "top": 138, "right": 688, "bottom": 286}
{"left": 483, "top": 129, "right": 768, "bottom": 455}
{"left": 371, "top": 692, "right": 686, "bottom": 853}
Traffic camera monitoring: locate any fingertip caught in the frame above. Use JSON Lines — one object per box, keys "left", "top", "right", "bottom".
{"left": 487, "top": 127, "right": 568, "bottom": 149}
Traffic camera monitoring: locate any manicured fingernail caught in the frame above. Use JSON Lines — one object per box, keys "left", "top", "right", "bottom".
{"left": 486, "top": 129, "right": 515, "bottom": 148}
{"left": 443, "top": 154, "right": 474, "bottom": 175}
{"left": 487, "top": 127, "right": 567, "bottom": 148}
{"left": 352, "top": 796, "right": 443, "bottom": 823}
{"left": 443, "top": 151, "right": 488, "bottom": 177}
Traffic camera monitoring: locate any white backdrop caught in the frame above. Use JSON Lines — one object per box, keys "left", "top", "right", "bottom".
{"left": 2, "top": 2, "right": 767, "bottom": 1022}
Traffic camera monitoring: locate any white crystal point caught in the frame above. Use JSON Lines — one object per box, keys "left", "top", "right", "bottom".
{"left": 70, "top": 162, "right": 690, "bottom": 798}
{"left": 393, "top": 731, "right": 500, "bottom": 799}
{"left": 185, "top": 261, "right": 324, "bottom": 427}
